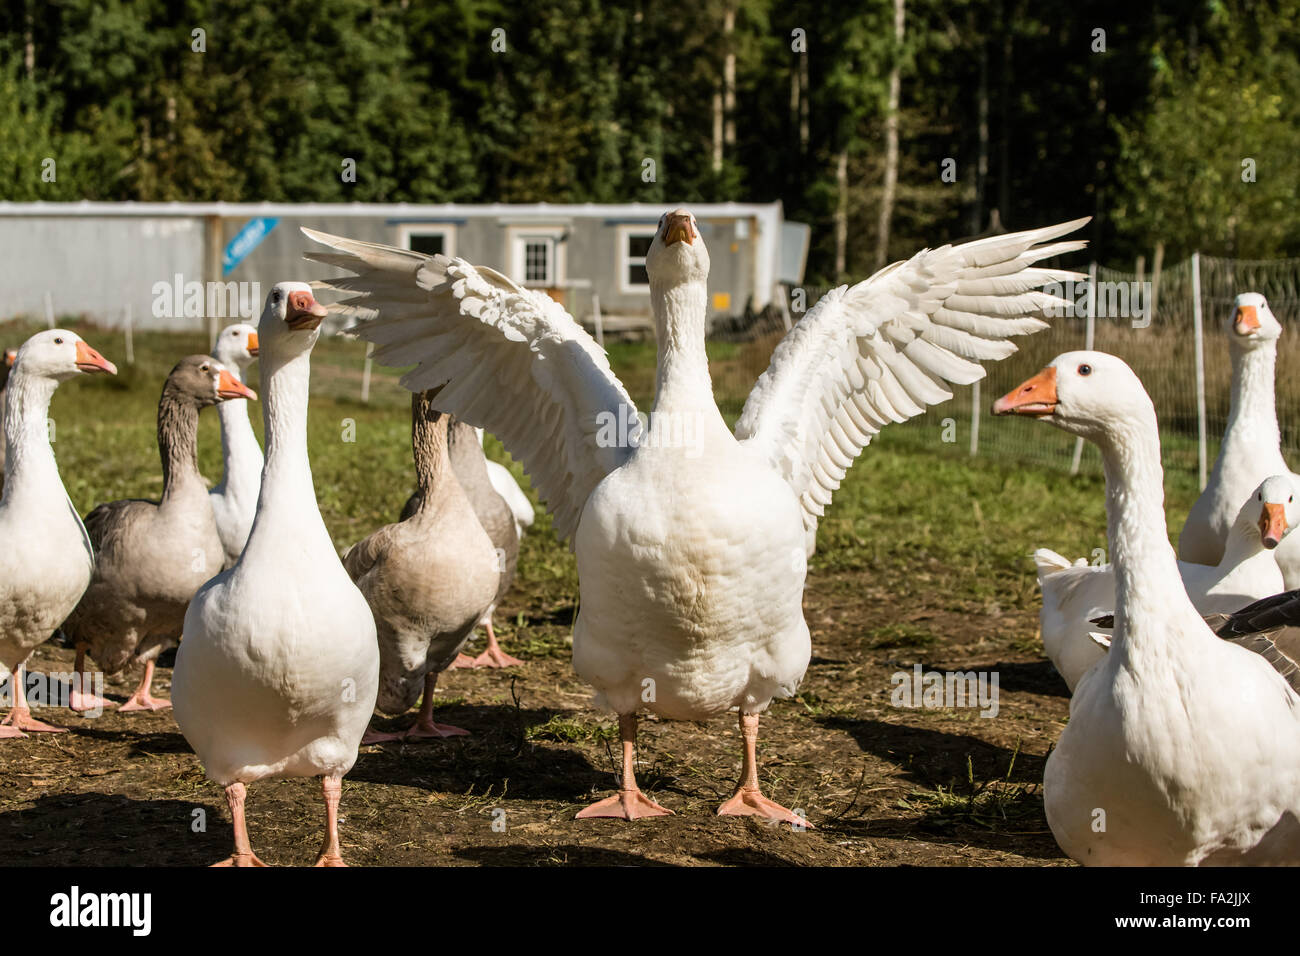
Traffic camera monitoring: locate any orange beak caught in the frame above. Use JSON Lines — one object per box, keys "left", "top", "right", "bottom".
{"left": 1234, "top": 305, "right": 1261, "bottom": 335}
{"left": 246, "top": 332, "right": 259, "bottom": 356}
{"left": 217, "top": 369, "right": 257, "bottom": 401}
{"left": 992, "top": 366, "right": 1058, "bottom": 417}
{"left": 663, "top": 213, "right": 696, "bottom": 246}
{"left": 74, "top": 340, "right": 118, "bottom": 375}
{"left": 287, "top": 290, "right": 328, "bottom": 330}
{"left": 3, "top": 349, "right": 16, "bottom": 368}
{"left": 1260, "top": 502, "right": 1288, "bottom": 549}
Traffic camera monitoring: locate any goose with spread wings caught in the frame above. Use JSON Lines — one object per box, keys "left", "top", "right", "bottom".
{"left": 304, "top": 210, "right": 1086, "bottom": 824}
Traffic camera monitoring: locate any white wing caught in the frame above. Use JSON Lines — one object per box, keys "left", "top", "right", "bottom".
{"left": 734, "top": 218, "right": 1088, "bottom": 534}
{"left": 303, "top": 229, "right": 640, "bottom": 544}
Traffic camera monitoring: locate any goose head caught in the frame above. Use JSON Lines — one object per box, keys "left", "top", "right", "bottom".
{"left": 12, "top": 330, "right": 117, "bottom": 383}
{"left": 164, "top": 355, "right": 256, "bottom": 407}
{"left": 645, "top": 208, "right": 710, "bottom": 286}
{"left": 1247, "top": 475, "right": 1299, "bottom": 550}
{"left": 991, "top": 351, "right": 1153, "bottom": 441}
{"left": 213, "top": 323, "right": 260, "bottom": 374}
{"left": 259, "top": 281, "right": 328, "bottom": 356}
{"left": 1227, "top": 292, "right": 1282, "bottom": 350}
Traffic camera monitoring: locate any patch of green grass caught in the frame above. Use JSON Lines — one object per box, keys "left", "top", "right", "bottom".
{"left": 898, "top": 743, "right": 1045, "bottom": 832}
{"left": 525, "top": 715, "right": 616, "bottom": 744}
{"left": 867, "top": 623, "right": 937, "bottom": 649}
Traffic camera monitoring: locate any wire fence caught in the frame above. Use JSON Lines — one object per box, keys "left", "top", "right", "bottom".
{"left": 712, "top": 254, "right": 1300, "bottom": 484}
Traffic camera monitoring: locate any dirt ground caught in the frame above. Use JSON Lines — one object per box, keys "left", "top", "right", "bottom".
{"left": 0, "top": 560, "right": 1072, "bottom": 868}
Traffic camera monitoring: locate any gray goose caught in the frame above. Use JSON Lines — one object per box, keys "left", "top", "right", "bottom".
{"left": 62, "top": 355, "right": 255, "bottom": 712}
{"left": 400, "top": 423, "right": 523, "bottom": 668}
{"left": 346, "top": 391, "right": 498, "bottom": 742}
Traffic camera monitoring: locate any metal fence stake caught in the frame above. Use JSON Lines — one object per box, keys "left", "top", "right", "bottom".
{"left": 361, "top": 342, "right": 373, "bottom": 404}
{"left": 1191, "top": 251, "right": 1207, "bottom": 490}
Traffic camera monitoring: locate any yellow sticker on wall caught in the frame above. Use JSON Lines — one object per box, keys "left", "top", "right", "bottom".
{"left": 712, "top": 292, "right": 731, "bottom": 311}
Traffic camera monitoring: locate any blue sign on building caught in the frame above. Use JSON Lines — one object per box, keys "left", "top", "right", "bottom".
{"left": 222, "top": 217, "right": 279, "bottom": 275}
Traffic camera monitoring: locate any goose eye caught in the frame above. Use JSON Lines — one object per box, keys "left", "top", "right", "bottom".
{"left": 54, "top": 337, "right": 64, "bottom": 345}
{"left": 1077, "top": 363, "right": 1092, "bottom": 376}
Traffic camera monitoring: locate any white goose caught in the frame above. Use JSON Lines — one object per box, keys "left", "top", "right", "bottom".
{"left": 995, "top": 351, "right": 1300, "bottom": 865}
{"left": 1036, "top": 473, "right": 1299, "bottom": 691}
{"left": 1179, "top": 293, "right": 1300, "bottom": 585}
{"left": 173, "top": 283, "right": 379, "bottom": 866}
{"left": 0, "top": 331, "right": 116, "bottom": 737}
{"left": 306, "top": 210, "right": 1086, "bottom": 822}
{"left": 208, "top": 323, "right": 263, "bottom": 566}
{"left": 478, "top": 427, "right": 536, "bottom": 538}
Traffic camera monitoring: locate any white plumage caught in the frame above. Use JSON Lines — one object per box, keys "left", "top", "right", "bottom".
{"left": 995, "top": 351, "right": 1300, "bottom": 865}
{"left": 1035, "top": 474, "right": 1299, "bottom": 691}
{"left": 0, "top": 331, "right": 115, "bottom": 736}
{"left": 208, "top": 323, "right": 263, "bottom": 566}
{"left": 305, "top": 210, "right": 1086, "bottom": 823}
{"left": 173, "top": 283, "right": 378, "bottom": 866}
{"left": 478, "top": 427, "right": 535, "bottom": 537}
{"left": 1180, "top": 293, "right": 1300, "bottom": 586}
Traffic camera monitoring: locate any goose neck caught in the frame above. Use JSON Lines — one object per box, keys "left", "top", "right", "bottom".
{"left": 259, "top": 348, "right": 315, "bottom": 508}
{"left": 157, "top": 392, "right": 204, "bottom": 500}
{"left": 1226, "top": 344, "right": 1279, "bottom": 447}
{"left": 216, "top": 385, "right": 262, "bottom": 484}
{"left": 650, "top": 278, "right": 729, "bottom": 450}
{"left": 1219, "top": 514, "right": 1263, "bottom": 568}
{"left": 1098, "top": 416, "right": 1195, "bottom": 640}
{"left": 1, "top": 370, "right": 62, "bottom": 501}
{"left": 411, "top": 394, "right": 453, "bottom": 507}
{"left": 651, "top": 279, "right": 715, "bottom": 412}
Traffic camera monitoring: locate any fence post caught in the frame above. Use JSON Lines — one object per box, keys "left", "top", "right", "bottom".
{"left": 592, "top": 293, "right": 604, "bottom": 348}
{"left": 1070, "top": 262, "right": 1098, "bottom": 475}
{"left": 1151, "top": 241, "right": 1164, "bottom": 322}
{"left": 124, "top": 303, "right": 134, "bottom": 365}
{"left": 1191, "top": 251, "right": 1207, "bottom": 490}
{"left": 969, "top": 379, "right": 980, "bottom": 457}
{"left": 360, "top": 342, "right": 373, "bottom": 404}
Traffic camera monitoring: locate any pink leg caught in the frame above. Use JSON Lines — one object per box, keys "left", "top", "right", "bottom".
{"left": 69, "top": 644, "right": 111, "bottom": 713}
{"left": 717, "top": 713, "right": 812, "bottom": 828}
{"left": 471, "top": 618, "right": 524, "bottom": 669}
{"left": 212, "top": 782, "right": 267, "bottom": 867}
{"left": 313, "top": 775, "right": 347, "bottom": 867}
{"left": 117, "top": 659, "right": 171, "bottom": 712}
{"left": 403, "top": 672, "right": 470, "bottom": 739}
{"left": 360, "top": 722, "right": 408, "bottom": 744}
{"left": 447, "top": 651, "right": 477, "bottom": 670}
{"left": 576, "top": 713, "right": 673, "bottom": 820}
{"left": 1, "top": 663, "right": 68, "bottom": 736}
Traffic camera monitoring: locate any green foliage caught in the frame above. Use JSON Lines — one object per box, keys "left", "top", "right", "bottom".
{"left": 1113, "top": 0, "right": 1300, "bottom": 257}
{"left": 1, "top": 0, "right": 1295, "bottom": 270}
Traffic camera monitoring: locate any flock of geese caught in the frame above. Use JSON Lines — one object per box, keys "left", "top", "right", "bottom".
{"left": 1, "top": 208, "right": 1299, "bottom": 867}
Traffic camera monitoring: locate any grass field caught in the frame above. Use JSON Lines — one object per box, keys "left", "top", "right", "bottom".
{"left": 0, "top": 316, "right": 1206, "bottom": 866}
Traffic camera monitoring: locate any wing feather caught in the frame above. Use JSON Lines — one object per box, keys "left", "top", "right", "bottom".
{"left": 303, "top": 228, "right": 641, "bottom": 544}
{"left": 735, "top": 218, "right": 1088, "bottom": 534}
